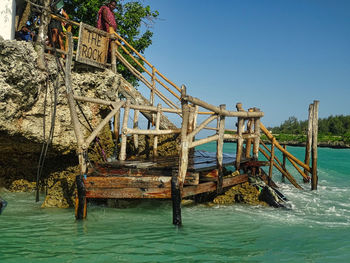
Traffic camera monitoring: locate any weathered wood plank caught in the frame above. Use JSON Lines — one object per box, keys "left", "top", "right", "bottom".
{"left": 184, "top": 172, "right": 199, "bottom": 185}
{"left": 182, "top": 174, "right": 249, "bottom": 197}
{"left": 84, "top": 176, "right": 171, "bottom": 189}
{"left": 86, "top": 187, "right": 171, "bottom": 199}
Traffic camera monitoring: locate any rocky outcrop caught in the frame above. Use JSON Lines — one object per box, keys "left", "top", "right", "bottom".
{"left": 0, "top": 39, "right": 125, "bottom": 195}
{"left": 0, "top": 39, "right": 179, "bottom": 207}
{"left": 0, "top": 40, "right": 121, "bottom": 152}
{"left": 213, "top": 182, "right": 268, "bottom": 206}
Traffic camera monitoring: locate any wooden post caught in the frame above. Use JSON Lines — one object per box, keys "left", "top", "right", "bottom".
{"left": 133, "top": 107, "right": 139, "bottom": 153}
{"left": 282, "top": 144, "right": 287, "bottom": 182}
{"left": 193, "top": 105, "right": 199, "bottom": 134}
{"left": 111, "top": 41, "right": 117, "bottom": 73}
{"left": 172, "top": 85, "right": 190, "bottom": 226}
{"left": 119, "top": 100, "right": 130, "bottom": 161}
{"left": 236, "top": 103, "right": 244, "bottom": 170}
{"left": 311, "top": 100, "right": 319, "bottom": 190}
{"left": 149, "top": 67, "right": 156, "bottom": 127}
{"left": 65, "top": 33, "right": 86, "bottom": 173}
{"left": 253, "top": 108, "right": 261, "bottom": 160}
{"left": 268, "top": 139, "right": 275, "bottom": 185}
{"left": 304, "top": 103, "right": 314, "bottom": 177}
{"left": 178, "top": 99, "right": 190, "bottom": 182}
{"left": 113, "top": 98, "right": 121, "bottom": 145}
{"left": 245, "top": 108, "right": 254, "bottom": 158}
{"left": 64, "top": 35, "right": 87, "bottom": 219}
{"left": 75, "top": 174, "right": 86, "bottom": 220}
{"left": 64, "top": 24, "right": 72, "bottom": 52}
{"left": 153, "top": 104, "right": 161, "bottom": 157}
{"left": 217, "top": 104, "right": 226, "bottom": 194}
{"left": 35, "top": 0, "right": 51, "bottom": 69}
{"left": 171, "top": 169, "right": 182, "bottom": 226}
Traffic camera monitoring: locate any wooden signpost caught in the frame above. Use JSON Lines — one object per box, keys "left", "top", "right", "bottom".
{"left": 76, "top": 22, "right": 110, "bottom": 68}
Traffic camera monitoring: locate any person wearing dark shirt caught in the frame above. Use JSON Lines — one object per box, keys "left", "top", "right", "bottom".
{"left": 16, "top": 26, "right": 34, "bottom": 42}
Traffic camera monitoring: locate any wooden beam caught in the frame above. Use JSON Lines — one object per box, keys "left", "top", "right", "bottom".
{"left": 183, "top": 174, "right": 249, "bottom": 197}
{"left": 119, "top": 100, "right": 130, "bottom": 161}
{"left": 245, "top": 108, "right": 254, "bottom": 158}
{"left": 171, "top": 169, "right": 182, "bottom": 225}
{"left": 268, "top": 140, "right": 275, "bottom": 184}
{"left": 260, "top": 123, "right": 311, "bottom": 173}
{"left": 253, "top": 108, "right": 261, "bottom": 159}
{"left": 111, "top": 40, "right": 117, "bottom": 73}
{"left": 85, "top": 101, "right": 125, "bottom": 147}
{"left": 259, "top": 147, "right": 303, "bottom": 189}
{"left": 153, "top": 104, "right": 161, "bottom": 157}
{"left": 84, "top": 176, "right": 171, "bottom": 189}
{"left": 311, "top": 100, "right": 319, "bottom": 190}
{"left": 183, "top": 95, "right": 264, "bottom": 118}
{"left": 86, "top": 187, "right": 171, "bottom": 199}
{"left": 133, "top": 108, "right": 139, "bottom": 152}
{"left": 304, "top": 103, "right": 313, "bottom": 176}
{"left": 217, "top": 104, "right": 226, "bottom": 193}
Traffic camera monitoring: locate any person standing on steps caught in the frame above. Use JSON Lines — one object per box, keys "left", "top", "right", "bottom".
{"left": 97, "top": 1, "right": 118, "bottom": 34}
{"left": 48, "top": 0, "right": 69, "bottom": 56}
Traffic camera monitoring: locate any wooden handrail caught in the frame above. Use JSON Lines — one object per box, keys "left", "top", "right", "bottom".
{"left": 259, "top": 146, "right": 303, "bottom": 189}
{"left": 184, "top": 94, "right": 264, "bottom": 118}
{"left": 115, "top": 49, "right": 179, "bottom": 110}
{"left": 113, "top": 32, "right": 181, "bottom": 92}
{"left": 260, "top": 123, "right": 311, "bottom": 173}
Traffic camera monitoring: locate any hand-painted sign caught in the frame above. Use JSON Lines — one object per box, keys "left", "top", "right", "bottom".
{"left": 76, "top": 23, "right": 110, "bottom": 68}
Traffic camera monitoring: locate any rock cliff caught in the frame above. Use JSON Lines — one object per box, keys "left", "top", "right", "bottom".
{"left": 0, "top": 39, "right": 179, "bottom": 207}
{"left": 0, "top": 39, "right": 124, "bottom": 196}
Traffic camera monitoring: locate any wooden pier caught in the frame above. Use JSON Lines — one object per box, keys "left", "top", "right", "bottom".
{"left": 35, "top": 13, "right": 319, "bottom": 225}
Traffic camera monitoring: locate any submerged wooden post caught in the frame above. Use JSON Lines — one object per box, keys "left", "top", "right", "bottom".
{"left": 304, "top": 103, "right": 314, "bottom": 177}
{"left": 171, "top": 169, "right": 182, "bottom": 226}
{"left": 75, "top": 174, "right": 86, "bottom": 220}
{"left": 153, "top": 104, "right": 161, "bottom": 157}
{"left": 119, "top": 100, "right": 130, "bottom": 161}
{"left": 311, "top": 100, "right": 319, "bottom": 190}
{"left": 64, "top": 34, "right": 87, "bottom": 219}
{"left": 172, "top": 85, "right": 190, "bottom": 226}
{"left": 217, "top": 104, "right": 226, "bottom": 193}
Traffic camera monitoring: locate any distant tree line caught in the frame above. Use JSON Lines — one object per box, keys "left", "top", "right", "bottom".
{"left": 270, "top": 115, "right": 350, "bottom": 138}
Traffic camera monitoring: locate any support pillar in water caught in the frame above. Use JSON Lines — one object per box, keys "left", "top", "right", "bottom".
{"left": 75, "top": 174, "right": 87, "bottom": 220}
{"left": 171, "top": 170, "right": 182, "bottom": 226}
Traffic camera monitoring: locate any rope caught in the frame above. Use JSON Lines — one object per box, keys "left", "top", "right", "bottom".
{"left": 35, "top": 30, "right": 61, "bottom": 202}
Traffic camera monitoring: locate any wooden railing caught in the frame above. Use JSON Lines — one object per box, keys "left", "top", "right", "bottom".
{"left": 258, "top": 101, "right": 319, "bottom": 190}
{"left": 176, "top": 86, "right": 264, "bottom": 192}
{"left": 46, "top": 14, "right": 318, "bottom": 191}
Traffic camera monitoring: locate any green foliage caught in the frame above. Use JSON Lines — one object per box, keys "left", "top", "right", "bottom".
{"left": 63, "top": 0, "right": 159, "bottom": 86}
{"left": 271, "top": 115, "right": 350, "bottom": 145}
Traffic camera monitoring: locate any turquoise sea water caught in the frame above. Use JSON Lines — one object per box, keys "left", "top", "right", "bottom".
{"left": 1, "top": 143, "right": 350, "bottom": 262}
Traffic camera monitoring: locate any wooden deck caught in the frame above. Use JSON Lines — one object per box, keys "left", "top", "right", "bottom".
{"left": 83, "top": 151, "right": 249, "bottom": 199}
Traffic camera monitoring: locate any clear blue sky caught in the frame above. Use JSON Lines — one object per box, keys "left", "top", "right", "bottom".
{"left": 136, "top": 0, "right": 349, "bottom": 127}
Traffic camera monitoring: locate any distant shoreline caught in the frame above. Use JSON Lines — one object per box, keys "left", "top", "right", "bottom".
{"left": 223, "top": 139, "right": 350, "bottom": 149}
